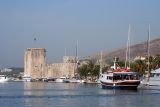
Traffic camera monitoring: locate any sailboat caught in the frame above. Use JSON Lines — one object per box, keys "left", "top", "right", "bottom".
{"left": 148, "top": 68, "right": 160, "bottom": 86}
{"left": 141, "top": 25, "right": 160, "bottom": 86}
{"left": 99, "top": 25, "right": 140, "bottom": 89}
{"left": 62, "top": 41, "right": 86, "bottom": 83}
{"left": 96, "top": 51, "right": 103, "bottom": 84}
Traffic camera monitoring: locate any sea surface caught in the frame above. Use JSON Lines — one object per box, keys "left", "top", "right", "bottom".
{"left": 0, "top": 82, "right": 160, "bottom": 107}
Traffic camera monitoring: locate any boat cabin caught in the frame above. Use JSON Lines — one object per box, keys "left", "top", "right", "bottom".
{"left": 101, "top": 72, "right": 139, "bottom": 82}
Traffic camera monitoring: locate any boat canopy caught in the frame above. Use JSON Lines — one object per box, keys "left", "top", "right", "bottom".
{"left": 113, "top": 72, "right": 138, "bottom": 75}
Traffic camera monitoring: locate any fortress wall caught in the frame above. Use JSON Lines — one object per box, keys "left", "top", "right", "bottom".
{"left": 24, "top": 50, "right": 31, "bottom": 76}
{"left": 24, "top": 48, "right": 77, "bottom": 79}
{"left": 47, "top": 63, "right": 63, "bottom": 78}
{"left": 24, "top": 48, "right": 47, "bottom": 78}
{"left": 63, "top": 63, "right": 77, "bottom": 77}
{"left": 47, "top": 63, "right": 76, "bottom": 78}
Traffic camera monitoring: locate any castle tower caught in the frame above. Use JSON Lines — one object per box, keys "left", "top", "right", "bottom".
{"left": 24, "top": 48, "right": 46, "bottom": 79}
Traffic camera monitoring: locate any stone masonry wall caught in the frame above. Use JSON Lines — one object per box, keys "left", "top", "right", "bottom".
{"left": 24, "top": 48, "right": 77, "bottom": 79}
{"left": 24, "top": 48, "right": 47, "bottom": 78}
{"left": 47, "top": 63, "right": 76, "bottom": 78}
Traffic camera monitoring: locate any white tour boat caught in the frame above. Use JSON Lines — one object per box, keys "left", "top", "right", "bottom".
{"left": 99, "top": 58, "right": 140, "bottom": 90}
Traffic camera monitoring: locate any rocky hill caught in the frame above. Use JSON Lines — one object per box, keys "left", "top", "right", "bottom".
{"left": 94, "top": 38, "right": 160, "bottom": 62}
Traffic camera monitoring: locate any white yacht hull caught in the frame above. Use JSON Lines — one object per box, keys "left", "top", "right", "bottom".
{"left": 55, "top": 78, "right": 64, "bottom": 82}
{"left": 0, "top": 77, "right": 9, "bottom": 82}
{"left": 141, "top": 77, "right": 160, "bottom": 86}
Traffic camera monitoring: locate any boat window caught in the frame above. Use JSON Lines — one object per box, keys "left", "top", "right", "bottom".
{"left": 107, "top": 76, "right": 113, "bottom": 80}
{"left": 113, "top": 76, "right": 121, "bottom": 81}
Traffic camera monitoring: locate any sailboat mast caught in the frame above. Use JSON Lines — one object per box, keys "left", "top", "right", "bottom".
{"left": 100, "top": 51, "right": 103, "bottom": 74}
{"left": 74, "top": 40, "right": 79, "bottom": 77}
{"left": 65, "top": 48, "right": 67, "bottom": 56}
{"left": 128, "top": 24, "right": 131, "bottom": 68}
{"left": 147, "top": 24, "right": 150, "bottom": 81}
{"left": 76, "top": 40, "right": 79, "bottom": 64}
{"left": 125, "top": 24, "right": 131, "bottom": 69}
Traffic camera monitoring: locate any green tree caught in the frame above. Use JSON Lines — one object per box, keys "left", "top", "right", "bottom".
{"left": 145, "top": 56, "right": 154, "bottom": 73}
{"left": 132, "top": 59, "right": 145, "bottom": 76}
{"left": 78, "top": 64, "right": 88, "bottom": 78}
{"left": 153, "top": 55, "right": 160, "bottom": 69}
{"left": 78, "top": 60, "right": 100, "bottom": 79}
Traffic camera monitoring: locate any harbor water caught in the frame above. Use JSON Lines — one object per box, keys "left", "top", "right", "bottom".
{"left": 0, "top": 82, "right": 160, "bottom": 107}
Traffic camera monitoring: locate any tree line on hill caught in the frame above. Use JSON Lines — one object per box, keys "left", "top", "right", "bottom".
{"left": 0, "top": 67, "right": 24, "bottom": 77}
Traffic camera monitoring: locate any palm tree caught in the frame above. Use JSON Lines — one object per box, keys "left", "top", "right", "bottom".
{"left": 132, "top": 59, "right": 145, "bottom": 76}
{"left": 153, "top": 55, "right": 160, "bottom": 69}
{"left": 78, "top": 64, "right": 88, "bottom": 79}
{"left": 78, "top": 60, "right": 100, "bottom": 79}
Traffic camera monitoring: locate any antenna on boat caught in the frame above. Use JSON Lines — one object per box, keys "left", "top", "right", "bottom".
{"left": 125, "top": 24, "right": 131, "bottom": 69}
{"left": 113, "top": 57, "right": 118, "bottom": 70}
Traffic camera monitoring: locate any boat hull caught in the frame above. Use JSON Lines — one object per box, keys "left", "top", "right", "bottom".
{"left": 101, "top": 80, "right": 140, "bottom": 90}
{"left": 141, "top": 77, "right": 160, "bottom": 86}
{"left": 0, "top": 79, "right": 9, "bottom": 82}
{"left": 149, "top": 79, "right": 160, "bottom": 86}
{"left": 55, "top": 78, "right": 64, "bottom": 82}
{"left": 0, "top": 76, "right": 9, "bottom": 83}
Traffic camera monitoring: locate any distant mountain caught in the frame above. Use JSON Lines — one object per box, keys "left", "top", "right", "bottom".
{"left": 93, "top": 38, "right": 160, "bottom": 62}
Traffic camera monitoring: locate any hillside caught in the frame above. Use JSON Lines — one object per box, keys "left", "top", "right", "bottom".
{"left": 0, "top": 67, "right": 23, "bottom": 77}
{"left": 94, "top": 38, "right": 160, "bottom": 62}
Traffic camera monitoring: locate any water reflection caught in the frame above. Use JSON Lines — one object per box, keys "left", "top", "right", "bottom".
{"left": 1, "top": 82, "right": 160, "bottom": 107}
{"left": 24, "top": 82, "right": 48, "bottom": 106}
{"left": 23, "top": 83, "right": 101, "bottom": 106}
{"left": 23, "top": 82, "right": 96, "bottom": 106}
{"left": 23, "top": 82, "right": 159, "bottom": 107}
{"left": 97, "top": 86, "right": 139, "bottom": 107}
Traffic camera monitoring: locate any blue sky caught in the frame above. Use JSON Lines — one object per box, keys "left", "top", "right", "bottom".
{"left": 0, "top": 0, "right": 160, "bottom": 67}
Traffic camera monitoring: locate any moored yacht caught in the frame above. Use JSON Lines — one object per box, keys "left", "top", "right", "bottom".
{"left": 63, "top": 77, "right": 86, "bottom": 83}
{"left": 55, "top": 76, "right": 69, "bottom": 83}
{"left": 140, "top": 25, "right": 160, "bottom": 86}
{"left": 0, "top": 75, "right": 9, "bottom": 82}
{"left": 148, "top": 68, "right": 160, "bottom": 86}
{"left": 23, "top": 75, "right": 31, "bottom": 82}
{"left": 141, "top": 68, "right": 160, "bottom": 86}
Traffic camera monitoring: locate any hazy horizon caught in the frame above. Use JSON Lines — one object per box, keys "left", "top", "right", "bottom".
{"left": 0, "top": 0, "right": 160, "bottom": 67}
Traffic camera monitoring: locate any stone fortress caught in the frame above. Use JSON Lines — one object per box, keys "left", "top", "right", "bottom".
{"left": 24, "top": 48, "right": 78, "bottom": 79}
